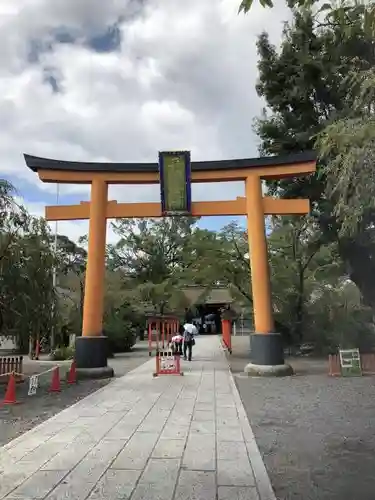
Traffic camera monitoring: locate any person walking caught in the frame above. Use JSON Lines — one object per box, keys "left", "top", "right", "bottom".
{"left": 183, "top": 322, "right": 197, "bottom": 361}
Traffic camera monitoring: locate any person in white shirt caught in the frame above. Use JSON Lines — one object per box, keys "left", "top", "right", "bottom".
{"left": 182, "top": 323, "right": 197, "bottom": 361}
{"left": 171, "top": 334, "right": 183, "bottom": 355}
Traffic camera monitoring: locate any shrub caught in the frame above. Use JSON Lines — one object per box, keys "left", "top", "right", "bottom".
{"left": 105, "top": 318, "right": 137, "bottom": 354}
{"left": 51, "top": 345, "right": 75, "bottom": 361}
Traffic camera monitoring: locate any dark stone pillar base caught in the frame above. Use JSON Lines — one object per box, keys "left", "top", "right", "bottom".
{"left": 75, "top": 336, "right": 114, "bottom": 379}
{"left": 245, "top": 333, "right": 293, "bottom": 377}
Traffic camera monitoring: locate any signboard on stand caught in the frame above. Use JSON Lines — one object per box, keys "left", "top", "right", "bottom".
{"left": 339, "top": 348, "right": 362, "bottom": 376}
{"left": 153, "top": 350, "right": 183, "bottom": 377}
{"left": 159, "top": 151, "right": 191, "bottom": 215}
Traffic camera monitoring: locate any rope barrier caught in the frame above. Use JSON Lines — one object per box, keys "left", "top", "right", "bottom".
{"left": 1, "top": 361, "right": 76, "bottom": 405}
{"left": 1, "top": 366, "right": 56, "bottom": 378}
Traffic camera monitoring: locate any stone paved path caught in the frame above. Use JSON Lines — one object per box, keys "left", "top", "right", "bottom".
{"left": 0, "top": 336, "right": 275, "bottom": 500}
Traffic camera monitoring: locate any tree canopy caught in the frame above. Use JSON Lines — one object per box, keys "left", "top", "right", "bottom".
{"left": 253, "top": 1, "right": 375, "bottom": 310}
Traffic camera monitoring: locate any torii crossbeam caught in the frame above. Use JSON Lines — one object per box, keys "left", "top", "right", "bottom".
{"left": 24, "top": 151, "right": 316, "bottom": 378}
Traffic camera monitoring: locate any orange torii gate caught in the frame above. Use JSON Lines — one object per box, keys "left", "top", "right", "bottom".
{"left": 24, "top": 151, "right": 316, "bottom": 378}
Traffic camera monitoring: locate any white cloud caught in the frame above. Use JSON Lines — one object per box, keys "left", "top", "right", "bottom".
{"left": 0, "top": 0, "right": 290, "bottom": 241}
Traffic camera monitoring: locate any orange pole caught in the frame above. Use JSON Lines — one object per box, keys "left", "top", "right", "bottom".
{"left": 148, "top": 321, "right": 152, "bottom": 354}
{"left": 166, "top": 321, "right": 169, "bottom": 345}
{"left": 168, "top": 321, "right": 172, "bottom": 343}
{"left": 161, "top": 321, "right": 165, "bottom": 348}
{"left": 156, "top": 320, "right": 160, "bottom": 351}
{"left": 82, "top": 179, "right": 108, "bottom": 336}
{"left": 245, "top": 175, "right": 274, "bottom": 333}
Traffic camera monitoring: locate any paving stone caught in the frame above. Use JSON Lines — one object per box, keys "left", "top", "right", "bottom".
{"left": 216, "top": 401, "right": 236, "bottom": 408}
{"left": 130, "top": 482, "right": 175, "bottom": 500}
{"left": 5, "top": 438, "right": 48, "bottom": 462}
{"left": 8, "top": 470, "right": 67, "bottom": 499}
{"left": 190, "top": 421, "right": 215, "bottom": 435}
{"left": 245, "top": 439, "right": 276, "bottom": 500}
{"left": 217, "top": 459, "right": 256, "bottom": 487}
{"left": 195, "top": 396, "right": 215, "bottom": 404}
{"left": 216, "top": 407, "right": 238, "bottom": 419}
{"left": 0, "top": 471, "right": 32, "bottom": 498}
{"left": 105, "top": 423, "right": 138, "bottom": 440}
{"left": 182, "top": 434, "right": 215, "bottom": 471}
{"left": 179, "top": 391, "right": 197, "bottom": 399}
{"left": 216, "top": 426, "right": 244, "bottom": 442}
{"left": 173, "top": 404, "right": 194, "bottom": 415}
{"left": 218, "top": 486, "right": 259, "bottom": 500}
{"left": 76, "top": 408, "right": 108, "bottom": 417}
{"left": 111, "top": 432, "right": 159, "bottom": 470}
{"left": 167, "top": 414, "right": 192, "bottom": 426}
{"left": 86, "top": 469, "right": 141, "bottom": 499}
{"left": 71, "top": 439, "right": 127, "bottom": 480}
{"left": 240, "top": 421, "right": 255, "bottom": 442}
{"left": 43, "top": 475, "right": 97, "bottom": 500}
{"left": 216, "top": 416, "right": 241, "bottom": 427}
{"left": 18, "top": 442, "right": 65, "bottom": 469}
{"left": 174, "top": 470, "right": 216, "bottom": 500}
{"left": 137, "top": 410, "right": 170, "bottom": 432}
{"left": 48, "top": 427, "right": 86, "bottom": 444}
{"left": 194, "top": 402, "right": 215, "bottom": 412}
{"left": 217, "top": 440, "right": 248, "bottom": 460}
{"left": 161, "top": 425, "right": 190, "bottom": 440}
{"left": 192, "top": 410, "right": 215, "bottom": 422}
{"left": 139, "top": 458, "right": 180, "bottom": 484}
{"left": 152, "top": 439, "right": 186, "bottom": 458}
{"left": 41, "top": 441, "right": 92, "bottom": 471}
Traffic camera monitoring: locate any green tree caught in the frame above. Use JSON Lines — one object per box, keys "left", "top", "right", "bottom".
{"left": 318, "top": 68, "right": 375, "bottom": 233}
{"left": 55, "top": 234, "right": 87, "bottom": 325}
{"left": 254, "top": 5, "right": 375, "bottom": 307}
{"left": 188, "top": 223, "right": 252, "bottom": 305}
{"left": 268, "top": 216, "right": 343, "bottom": 345}
{"left": 0, "top": 185, "right": 57, "bottom": 352}
{"left": 109, "top": 217, "right": 197, "bottom": 315}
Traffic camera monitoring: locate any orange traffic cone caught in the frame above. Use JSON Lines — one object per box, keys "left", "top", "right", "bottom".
{"left": 49, "top": 367, "right": 61, "bottom": 393}
{"left": 67, "top": 360, "right": 77, "bottom": 385}
{"left": 2, "top": 373, "right": 18, "bottom": 405}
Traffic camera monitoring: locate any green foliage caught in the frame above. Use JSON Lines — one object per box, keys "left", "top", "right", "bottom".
{"left": 104, "top": 314, "right": 138, "bottom": 354}
{"left": 188, "top": 222, "right": 251, "bottom": 305}
{"left": 109, "top": 217, "right": 197, "bottom": 315}
{"left": 51, "top": 345, "right": 75, "bottom": 361}
{"left": 305, "top": 283, "right": 374, "bottom": 353}
{"left": 317, "top": 68, "right": 375, "bottom": 233}
{"left": 254, "top": 2, "right": 375, "bottom": 311}
{"left": 0, "top": 183, "right": 58, "bottom": 351}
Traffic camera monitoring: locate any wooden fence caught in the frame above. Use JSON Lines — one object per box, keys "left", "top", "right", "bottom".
{"left": 0, "top": 355, "right": 23, "bottom": 382}
{"left": 328, "top": 353, "right": 375, "bottom": 376}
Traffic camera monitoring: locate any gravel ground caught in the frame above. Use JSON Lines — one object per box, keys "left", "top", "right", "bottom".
{"left": 227, "top": 336, "right": 375, "bottom": 500}
{"left": 0, "top": 341, "right": 150, "bottom": 446}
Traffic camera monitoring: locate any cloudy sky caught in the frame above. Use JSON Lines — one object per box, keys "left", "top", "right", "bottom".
{"left": 1, "top": 0, "right": 290, "bottom": 244}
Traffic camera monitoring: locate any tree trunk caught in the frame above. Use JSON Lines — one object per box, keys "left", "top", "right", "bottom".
{"left": 294, "top": 268, "right": 305, "bottom": 344}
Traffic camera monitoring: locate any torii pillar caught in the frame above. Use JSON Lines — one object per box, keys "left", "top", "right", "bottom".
{"left": 244, "top": 175, "right": 292, "bottom": 376}
{"left": 75, "top": 179, "right": 114, "bottom": 378}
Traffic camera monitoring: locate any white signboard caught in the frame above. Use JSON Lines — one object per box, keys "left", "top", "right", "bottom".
{"left": 160, "top": 355, "right": 177, "bottom": 371}
{"left": 28, "top": 375, "right": 39, "bottom": 396}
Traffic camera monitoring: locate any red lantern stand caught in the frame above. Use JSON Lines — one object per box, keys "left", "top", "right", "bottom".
{"left": 147, "top": 315, "right": 179, "bottom": 357}
{"left": 146, "top": 314, "right": 183, "bottom": 377}
{"left": 221, "top": 319, "right": 232, "bottom": 354}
